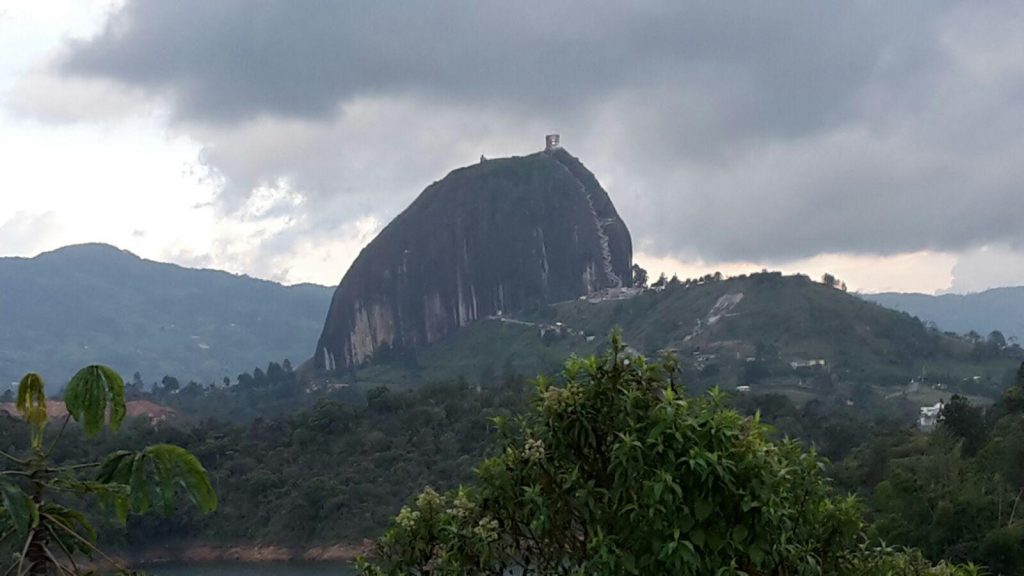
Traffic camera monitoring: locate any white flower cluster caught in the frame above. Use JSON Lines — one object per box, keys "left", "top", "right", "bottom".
{"left": 541, "top": 383, "right": 584, "bottom": 412}
{"left": 523, "top": 437, "right": 546, "bottom": 461}
{"left": 416, "top": 487, "right": 442, "bottom": 509}
{"left": 473, "top": 516, "right": 500, "bottom": 541}
{"left": 447, "top": 488, "right": 474, "bottom": 519}
{"left": 396, "top": 505, "right": 420, "bottom": 529}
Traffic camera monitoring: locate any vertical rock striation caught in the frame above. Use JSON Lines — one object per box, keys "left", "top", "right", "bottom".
{"left": 314, "top": 147, "right": 633, "bottom": 371}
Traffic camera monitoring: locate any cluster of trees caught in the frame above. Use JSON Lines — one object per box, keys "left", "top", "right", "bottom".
{"left": 631, "top": 263, "right": 726, "bottom": 290}
{"left": 962, "top": 330, "right": 1021, "bottom": 362}
{"left": 359, "top": 336, "right": 979, "bottom": 575}
{"left": 7, "top": 337, "right": 1024, "bottom": 573}
{"left": 118, "top": 359, "right": 368, "bottom": 423}
{"left": 835, "top": 364, "right": 1024, "bottom": 574}
{"left": 733, "top": 385, "right": 919, "bottom": 462}
{"left": 822, "top": 272, "right": 849, "bottom": 292}
{"left": 0, "top": 371, "right": 534, "bottom": 550}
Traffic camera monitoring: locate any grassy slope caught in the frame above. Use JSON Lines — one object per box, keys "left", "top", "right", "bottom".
{"left": 352, "top": 273, "right": 1022, "bottom": 400}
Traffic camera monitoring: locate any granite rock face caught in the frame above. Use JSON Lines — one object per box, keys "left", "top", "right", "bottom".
{"left": 314, "top": 148, "right": 632, "bottom": 371}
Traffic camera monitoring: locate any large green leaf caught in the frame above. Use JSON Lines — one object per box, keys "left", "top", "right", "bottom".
{"left": 0, "top": 477, "right": 38, "bottom": 536}
{"left": 95, "top": 444, "right": 217, "bottom": 518}
{"left": 51, "top": 475, "right": 131, "bottom": 525}
{"left": 40, "top": 502, "right": 97, "bottom": 556}
{"left": 16, "top": 373, "right": 48, "bottom": 431}
{"left": 64, "top": 365, "right": 126, "bottom": 437}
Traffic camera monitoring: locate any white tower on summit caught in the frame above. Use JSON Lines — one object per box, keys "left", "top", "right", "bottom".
{"left": 545, "top": 134, "right": 561, "bottom": 151}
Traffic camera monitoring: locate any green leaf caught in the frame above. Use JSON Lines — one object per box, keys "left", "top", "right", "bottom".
{"left": 41, "top": 502, "right": 96, "bottom": 545}
{"left": 65, "top": 365, "right": 127, "bottom": 437}
{"left": 0, "top": 477, "right": 38, "bottom": 536}
{"left": 695, "top": 498, "right": 713, "bottom": 521}
{"left": 95, "top": 451, "right": 134, "bottom": 484}
{"left": 16, "top": 373, "right": 48, "bottom": 438}
{"left": 95, "top": 444, "right": 217, "bottom": 518}
{"left": 732, "top": 524, "right": 748, "bottom": 544}
{"left": 51, "top": 476, "right": 131, "bottom": 525}
{"left": 748, "top": 542, "right": 765, "bottom": 566}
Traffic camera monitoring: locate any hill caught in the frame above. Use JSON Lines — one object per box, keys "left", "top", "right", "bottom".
{"left": 315, "top": 145, "right": 632, "bottom": 372}
{"left": 351, "top": 272, "right": 1023, "bottom": 401}
{"left": 865, "top": 287, "right": 1024, "bottom": 340}
{"left": 0, "top": 244, "right": 333, "bottom": 390}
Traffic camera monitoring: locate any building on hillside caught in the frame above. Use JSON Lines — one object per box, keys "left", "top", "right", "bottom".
{"left": 586, "top": 286, "right": 643, "bottom": 303}
{"left": 545, "top": 134, "right": 561, "bottom": 151}
{"left": 919, "top": 401, "right": 944, "bottom": 431}
{"left": 790, "top": 359, "right": 827, "bottom": 370}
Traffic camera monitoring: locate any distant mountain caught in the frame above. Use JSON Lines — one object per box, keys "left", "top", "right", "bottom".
{"left": 315, "top": 146, "right": 633, "bottom": 372}
{"left": 864, "top": 287, "right": 1024, "bottom": 340}
{"left": 0, "top": 244, "right": 332, "bottom": 390}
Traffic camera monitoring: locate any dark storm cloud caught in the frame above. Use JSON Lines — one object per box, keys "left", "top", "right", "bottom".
{"left": 63, "top": 1, "right": 934, "bottom": 132}
{"left": 41, "top": 0, "right": 1024, "bottom": 265}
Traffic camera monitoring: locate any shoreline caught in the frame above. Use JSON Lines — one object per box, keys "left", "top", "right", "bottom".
{"left": 104, "top": 542, "right": 372, "bottom": 567}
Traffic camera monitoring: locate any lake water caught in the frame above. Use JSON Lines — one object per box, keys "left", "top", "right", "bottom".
{"left": 142, "top": 562, "right": 355, "bottom": 576}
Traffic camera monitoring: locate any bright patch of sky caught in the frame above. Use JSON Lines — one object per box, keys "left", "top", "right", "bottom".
{"left": 0, "top": 1, "right": 378, "bottom": 285}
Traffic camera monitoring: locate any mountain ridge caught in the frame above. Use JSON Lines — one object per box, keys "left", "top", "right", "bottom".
{"left": 8, "top": 243, "right": 331, "bottom": 289}
{"left": 0, "top": 243, "right": 333, "bottom": 389}
{"left": 864, "top": 286, "right": 1024, "bottom": 340}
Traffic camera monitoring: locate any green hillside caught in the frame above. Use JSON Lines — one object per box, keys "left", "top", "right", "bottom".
{"left": 350, "top": 272, "right": 1023, "bottom": 401}
{"left": 0, "top": 244, "right": 333, "bottom": 390}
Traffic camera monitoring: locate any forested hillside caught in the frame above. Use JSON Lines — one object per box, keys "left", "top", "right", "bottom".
{"left": 1, "top": 373, "right": 531, "bottom": 549}
{"left": 834, "top": 365, "right": 1024, "bottom": 574}
{"left": 7, "top": 344, "right": 1014, "bottom": 572}
{"left": 351, "top": 272, "right": 1023, "bottom": 404}
{"left": 0, "top": 244, "right": 332, "bottom": 390}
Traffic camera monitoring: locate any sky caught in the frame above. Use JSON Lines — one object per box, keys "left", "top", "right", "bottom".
{"left": 1, "top": 1, "right": 1023, "bottom": 294}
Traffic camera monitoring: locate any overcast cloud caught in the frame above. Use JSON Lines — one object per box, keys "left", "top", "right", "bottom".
{"left": 7, "top": 1, "right": 1024, "bottom": 291}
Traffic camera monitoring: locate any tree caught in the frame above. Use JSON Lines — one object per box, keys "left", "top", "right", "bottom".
{"left": 987, "top": 331, "right": 1007, "bottom": 349}
{"left": 651, "top": 273, "right": 668, "bottom": 289}
{"left": 822, "top": 273, "right": 847, "bottom": 291}
{"left": 938, "top": 395, "right": 987, "bottom": 455}
{"left": 160, "top": 375, "right": 180, "bottom": 394}
{"left": 631, "top": 264, "right": 648, "bottom": 289}
{"left": 0, "top": 366, "right": 216, "bottom": 575}
{"left": 127, "top": 372, "right": 145, "bottom": 399}
{"left": 266, "top": 361, "right": 285, "bottom": 383}
{"left": 1003, "top": 362, "right": 1024, "bottom": 413}
{"left": 359, "top": 336, "right": 975, "bottom": 575}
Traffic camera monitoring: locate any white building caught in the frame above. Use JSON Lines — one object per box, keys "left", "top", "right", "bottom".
{"left": 919, "top": 401, "right": 943, "bottom": 431}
